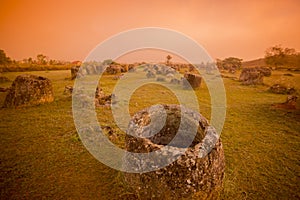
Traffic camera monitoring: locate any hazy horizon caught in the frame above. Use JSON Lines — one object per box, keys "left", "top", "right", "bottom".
{"left": 1, "top": 0, "right": 300, "bottom": 62}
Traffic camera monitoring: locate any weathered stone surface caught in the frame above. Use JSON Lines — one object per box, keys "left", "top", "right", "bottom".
{"left": 239, "top": 68, "right": 264, "bottom": 85}
{"left": 63, "top": 85, "right": 73, "bottom": 96}
{"left": 156, "top": 77, "right": 166, "bottom": 82}
{"left": 104, "top": 63, "right": 130, "bottom": 74}
{"left": 85, "top": 65, "right": 97, "bottom": 75}
{"left": 182, "top": 77, "right": 191, "bottom": 89}
{"left": 123, "top": 104, "right": 225, "bottom": 200}
{"left": 272, "top": 95, "right": 298, "bottom": 109}
{"left": 95, "top": 87, "right": 116, "bottom": 106}
{"left": 170, "top": 78, "right": 181, "bottom": 85}
{"left": 228, "top": 68, "right": 236, "bottom": 74}
{"left": 258, "top": 67, "right": 272, "bottom": 77}
{"left": 285, "top": 95, "right": 298, "bottom": 109}
{"left": 146, "top": 70, "right": 156, "bottom": 78}
{"left": 269, "top": 84, "right": 296, "bottom": 94}
{"left": 71, "top": 63, "right": 112, "bottom": 79}
{"left": 71, "top": 66, "right": 80, "bottom": 79}
{"left": 128, "top": 64, "right": 137, "bottom": 72}
{"left": 239, "top": 67, "right": 271, "bottom": 85}
{"left": 71, "top": 66, "right": 80, "bottom": 80}
{"left": 70, "top": 85, "right": 115, "bottom": 107}
{"left": 106, "top": 64, "right": 122, "bottom": 74}
{"left": 183, "top": 73, "right": 202, "bottom": 89}
{"left": 3, "top": 74, "right": 54, "bottom": 108}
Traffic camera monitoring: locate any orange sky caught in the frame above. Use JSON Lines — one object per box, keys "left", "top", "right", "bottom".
{"left": 0, "top": 0, "right": 299, "bottom": 62}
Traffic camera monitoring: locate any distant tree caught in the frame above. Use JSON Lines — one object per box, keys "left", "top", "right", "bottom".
{"left": 166, "top": 55, "right": 172, "bottom": 65}
{"left": 49, "top": 59, "right": 57, "bottom": 65}
{"left": 217, "top": 57, "right": 242, "bottom": 71}
{"left": 28, "top": 57, "right": 33, "bottom": 64}
{"left": 216, "top": 59, "right": 223, "bottom": 69}
{"left": 21, "top": 57, "right": 34, "bottom": 64}
{"left": 22, "top": 58, "right": 28, "bottom": 64}
{"left": 36, "top": 54, "right": 47, "bottom": 65}
{"left": 265, "top": 45, "right": 299, "bottom": 68}
{"left": 0, "top": 49, "right": 12, "bottom": 65}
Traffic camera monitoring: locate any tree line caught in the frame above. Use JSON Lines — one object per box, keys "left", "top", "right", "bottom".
{"left": 217, "top": 45, "right": 299, "bottom": 70}
{"left": 1, "top": 45, "right": 299, "bottom": 72}
{"left": 0, "top": 50, "right": 72, "bottom": 72}
{"left": 265, "top": 45, "right": 300, "bottom": 68}
{"left": 0, "top": 50, "right": 68, "bottom": 66}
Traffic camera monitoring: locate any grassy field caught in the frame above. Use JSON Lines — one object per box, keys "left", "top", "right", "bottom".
{"left": 0, "top": 69, "right": 299, "bottom": 199}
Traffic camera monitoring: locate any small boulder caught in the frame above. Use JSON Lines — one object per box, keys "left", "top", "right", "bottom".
{"left": 146, "top": 70, "right": 156, "bottom": 78}
{"left": 63, "top": 85, "right": 73, "bottom": 95}
{"left": 283, "top": 73, "right": 293, "bottom": 77}
{"left": 156, "top": 77, "right": 166, "bottom": 82}
{"left": 71, "top": 66, "right": 80, "bottom": 80}
{"left": 183, "top": 73, "right": 202, "bottom": 89}
{"left": 95, "top": 87, "right": 116, "bottom": 106}
{"left": 106, "top": 64, "right": 122, "bottom": 74}
{"left": 257, "top": 67, "right": 271, "bottom": 77}
{"left": 239, "top": 68, "right": 264, "bottom": 85}
{"left": 85, "top": 65, "right": 97, "bottom": 75}
{"left": 170, "top": 78, "right": 181, "bottom": 85}
{"left": 269, "top": 84, "right": 296, "bottom": 94}
{"left": 239, "top": 67, "right": 271, "bottom": 85}
{"left": 272, "top": 95, "right": 298, "bottom": 110}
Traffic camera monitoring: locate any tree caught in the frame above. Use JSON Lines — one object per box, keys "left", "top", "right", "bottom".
{"left": 49, "top": 59, "right": 57, "bottom": 65}
{"left": 22, "top": 58, "right": 28, "bottom": 64}
{"left": 216, "top": 59, "right": 223, "bottom": 69}
{"left": 166, "top": 55, "right": 172, "bottom": 65}
{"left": 265, "top": 45, "right": 299, "bottom": 68}
{"left": 0, "top": 49, "right": 12, "bottom": 65}
{"left": 36, "top": 54, "right": 47, "bottom": 65}
{"left": 217, "top": 57, "right": 242, "bottom": 71}
{"left": 28, "top": 57, "right": 33, "bottom": 64}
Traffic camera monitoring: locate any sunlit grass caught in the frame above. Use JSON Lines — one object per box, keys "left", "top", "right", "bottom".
{"left": 0, "top": 69, "right": 299, "bottom": 199}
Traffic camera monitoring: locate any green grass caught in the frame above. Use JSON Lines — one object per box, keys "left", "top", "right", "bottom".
{"left": 0, "top": 69, "right": 299, "bottom": 199}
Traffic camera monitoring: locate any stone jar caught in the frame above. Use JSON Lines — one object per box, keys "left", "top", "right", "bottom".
{"left": 123, "top": 104, "right": 225, "bottom": 200}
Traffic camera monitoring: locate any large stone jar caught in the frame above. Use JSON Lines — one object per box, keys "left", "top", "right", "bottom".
{"left": 3, "top": 74, "right": 54, "bottom": 108}
{"left": 123, "top": 104, "right": 225, "bottom": 200}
